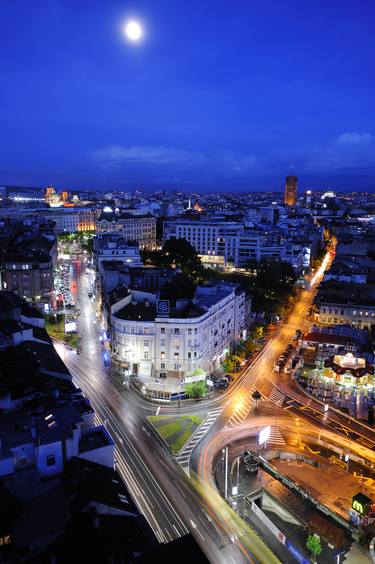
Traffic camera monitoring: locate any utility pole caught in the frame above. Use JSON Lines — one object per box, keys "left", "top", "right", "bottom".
{"left": 224, "top": 446, "right": 229, "bottom": 500}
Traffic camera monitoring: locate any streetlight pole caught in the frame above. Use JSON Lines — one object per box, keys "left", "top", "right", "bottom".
{"left": 224, "top": 446, "right": 229, "bottom": 500}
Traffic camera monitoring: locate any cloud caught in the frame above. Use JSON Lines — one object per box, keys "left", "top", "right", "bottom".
{"left": 91, "top": 144, "right": 257, "bottom": 174}
{"left": 336, "top": 131, "right": 374, "bottom": 145}
{"left": 92, "top": 144, "right": 203, "bottom": 167}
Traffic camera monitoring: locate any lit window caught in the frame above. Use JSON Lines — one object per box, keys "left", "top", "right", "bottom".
{"left": 46, "top": 455, "right": 55, "bottom": 467}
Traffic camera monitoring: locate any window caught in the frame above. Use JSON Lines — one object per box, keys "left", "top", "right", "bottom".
{"left": 144, "top": 351, "right": 149, "bottom": 359}
{"left": 194, "top": 328, "right": 198, "bottom": 334}
{"left": 160, "top": 339, "right": 165, "bottom": 346}
{"left": 46, "top": 455, "right": 55, "bottom": 467}
{"left": 174, "top": 363, "right": 180, "bottom": 370}
{"left": 144, "top": 340, "right": 149, "bottom": 347}
{"left": 174, "top": 352, "right": 179, "bottom": 358}
{"left": 161, "top": 351, "right": 165, "bottom": 359}
{"left": 161, "top": 362, "right": 165, "bottom": 369}
{"left": 0, "top": 535, "right": 11, "bottom": 546}
{"left": 188, "top": 352, "right": 191, "bottom": 359}
{"left": 161, "top": 327, "right": 165, "bottom": 334}
{"left": 188, "top": 328, "right": 192, "bottom": 335}
{"left": 174, "top": 328, "right": 180, "bottom": 334}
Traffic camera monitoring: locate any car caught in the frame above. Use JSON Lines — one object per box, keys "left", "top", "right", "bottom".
{"left": 215, "top": 378, "right": 229, "bottom": 390}
{"left": 224, "top": 374, "right": 234, "bottom": 382}
{"left": 287, "top": 344, "right": 294, "bottom": 352}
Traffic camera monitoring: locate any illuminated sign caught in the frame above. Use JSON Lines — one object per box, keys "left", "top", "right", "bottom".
{"left": 157, "top": 300, "right": 170, "bottom": 317}
{"left": 352, "top": 493, "right": 372, "bottom": 516}
{"left": 258, "top": 425, "right": 271, "bottom": 445}
{"left": 353, "top": 500, "right": 364, "bottom": 515}
{"left": 65, "top": 321, "right": 77, "bottom": 333}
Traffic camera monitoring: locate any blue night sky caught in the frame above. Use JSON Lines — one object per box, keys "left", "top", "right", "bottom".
{"left": 0, "top": 0, "right": 374, "bottom": 191}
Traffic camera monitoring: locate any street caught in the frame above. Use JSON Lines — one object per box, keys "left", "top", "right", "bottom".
{"left": 53, "top": 250, "right": 375, "bottom": 563}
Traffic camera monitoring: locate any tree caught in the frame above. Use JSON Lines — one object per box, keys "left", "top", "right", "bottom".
{"left": 140, "top": 238, "right": 203, "bottom": 277}
{"left": 253, "top": 325, "right": 264, "bottom": 340}
{"left": 185, "top": 380, "right": 207, "bottom": 399}
{"left": 162, "top": 238, "right": 202, "bottom": 275}
{"left": 160, "top": 273, "right": 196, "bottom": 301}
{"left": 222, "top": 355, "right": 235, "bottom": 373}
{"left": 306, "top": 533, "right": 322, "bottom": 563}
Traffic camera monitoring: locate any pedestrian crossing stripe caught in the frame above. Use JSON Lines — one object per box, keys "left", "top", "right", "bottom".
{"left": 175, "top": 407, "right": 222, "bottom": 469}
{"left": 225, "top": 385, "right": 267, "bottom": 428}
{"left": 268, "top": 426, "right": 286, "bottom": 446}
{"left": 268, "top": 387, "right": 286, "bottom": 407}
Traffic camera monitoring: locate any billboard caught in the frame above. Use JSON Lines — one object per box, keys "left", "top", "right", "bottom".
{"left": 65, "top": 321, "right": 77, "bottom": 333}
{"left": 258, "top": 425, "right": 271, "bottom": 445}
{"left": 183, "top": 373, "right": 206, "bottom": 384}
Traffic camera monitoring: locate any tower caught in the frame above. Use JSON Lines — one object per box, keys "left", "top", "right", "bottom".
{"left": 284, "top": 175, "right": 297, "bottom": 206}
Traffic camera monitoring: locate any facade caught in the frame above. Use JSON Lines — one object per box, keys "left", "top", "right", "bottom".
{"left": 111, "top": 282, "right": 251, "bottom": 380}
{"left": 316, "top": 302, "right": 375, "bottom": 330}
{"left": 97, "top": 209, "right": 156, "bottom": 248}
{"left": 316, "top": 280, "right": 375, "bottom": 330}
{"left": 44, "top": 208, "right": 97, "bottom": 233}
{"left": 284, "top": 175, "right": 298, "bottom": 206}
{"left": 95, "top": 234, "right": 142, "bottom": 267}
{"left": 2, "top": 236, "right": 57, "bottom": 304}
{"left": 163, "top": 217, "right": 309, "bottom": 271}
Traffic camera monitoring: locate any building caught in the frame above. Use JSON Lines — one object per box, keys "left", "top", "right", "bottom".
{"left": 97, "top": 209, "right": 156, "bottom": 248}
{"left": 111, "top": 282, "right": 251, "bottom": 380}
{"left": 45, "top": 208, "right": 97, "bottom": 233}
{"left": 95, "top": 234, "right": 142, "bottom": 267}
{"left": 316, "top": 280, "right": 375, "bottom": 330}
{"left": 2, "top": 235, "right": 57, "bottom": 306}
{"left": 284, "top": 175, "right": 298, "bottom": 206}
{"left": 163, "top": 216, "right": 310, "bottom": 272}
{"left": 324, "top": 352, "right": 374, "bottom": 387}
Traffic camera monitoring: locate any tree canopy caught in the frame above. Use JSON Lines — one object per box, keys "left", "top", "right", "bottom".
{"left": 141, "top": 238, "right": 202, "bottom": 276}
{"left": 160, "top": 273, "right": 196, "bottom": 301}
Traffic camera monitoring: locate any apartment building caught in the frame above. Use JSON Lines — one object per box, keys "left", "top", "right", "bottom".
{"left": 97, "top": 209, "right": 156, "bottom": 248}
{"left": 111, "top": 282, "right": 251, "bottom": 380}
{"left": 316, "top": 280, "right": 375, "bottom": 330}
{"left": 44, "top": 208, "right": 98, "bottom": 233}
{"left": 95, "top": 234, "right": 142, "bottom": 267}
{"left": 163, "top": 217, "right": 309, "bottom": 271}
{"left": 2, "top": 236, "right": 57, "bottom": 305}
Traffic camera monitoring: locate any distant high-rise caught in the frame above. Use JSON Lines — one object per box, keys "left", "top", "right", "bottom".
{"left": 284, "top": 175, "right": 297, "bottom": 206}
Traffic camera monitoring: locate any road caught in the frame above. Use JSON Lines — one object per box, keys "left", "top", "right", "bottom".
{"left": 55, "top": 256, "right": 269, "bottom": 563}
{"left": 53, "top": 249, "right": 375, "bottom": 563}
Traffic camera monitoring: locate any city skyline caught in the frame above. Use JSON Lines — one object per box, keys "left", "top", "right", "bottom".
{"left": 1, "top": 1, "right": 374, "bottom": 191}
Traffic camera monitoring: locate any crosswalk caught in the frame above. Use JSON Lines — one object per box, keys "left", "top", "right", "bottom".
{"left": 268, "top": 387, "right": 286, "bottom": 407}
{"left": 268, "top": 425, "right": 286, "bottom": 447}
{"left": 226, "top": 385, "right": 267, "bottom": 428}
{"left": 282, "top": 322, "right": 300, "bottom": 330}
{"left": 175, "top": 407, "right": 222, "bottom": 473}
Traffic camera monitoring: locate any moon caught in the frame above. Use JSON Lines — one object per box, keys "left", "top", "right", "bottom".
{"left": 124, "top": 20, "right": 142, "bottom": 42}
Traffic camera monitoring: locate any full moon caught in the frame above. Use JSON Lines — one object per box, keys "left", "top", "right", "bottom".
{"left": 124, "top": 20, "right": 142, "bottom": 41}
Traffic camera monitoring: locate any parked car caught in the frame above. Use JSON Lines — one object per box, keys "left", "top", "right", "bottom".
{"left": 215, "top": 378, "right": 229, "bottom": 390}
{"left": 224, "top": 374, "right": 234, "bottom": 382}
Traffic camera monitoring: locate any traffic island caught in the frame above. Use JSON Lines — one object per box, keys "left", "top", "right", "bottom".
{"left": 44, "top": 314, "right": 80, "bottom": 349}
{"left": 147, "top": 415, "right": 203, "bottom": 455}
